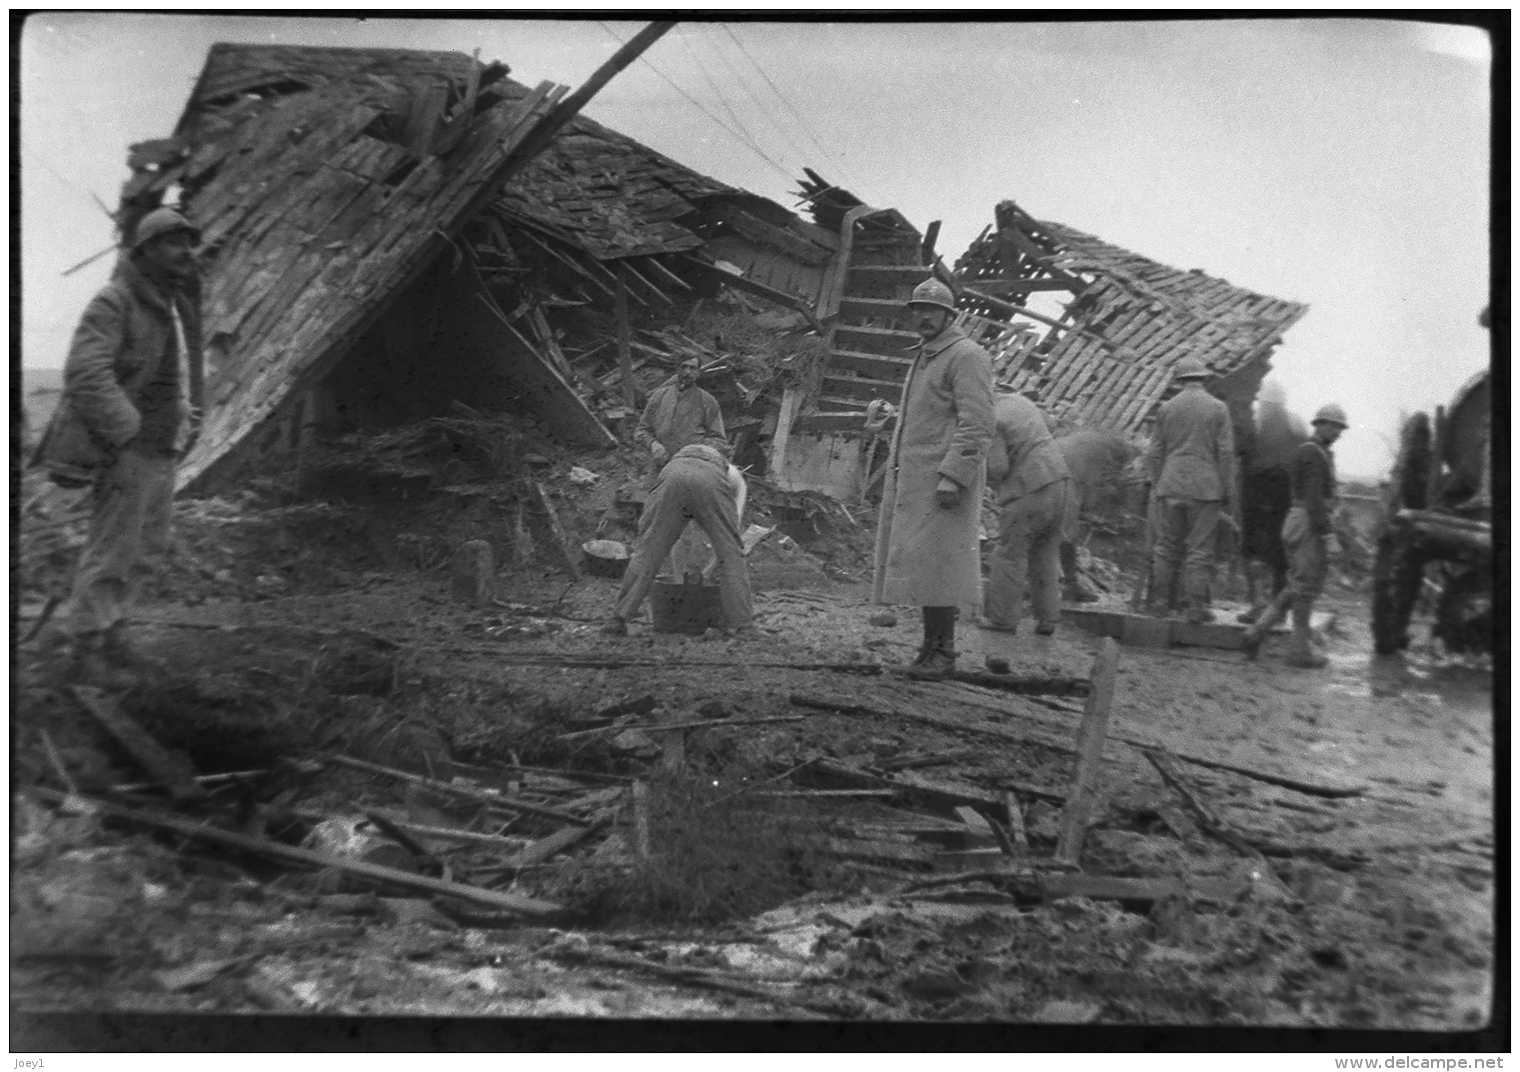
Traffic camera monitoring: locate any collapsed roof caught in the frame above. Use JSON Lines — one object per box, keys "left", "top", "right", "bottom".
{"left": 954, "top": 200, "right": 1309, "bottom": 434}
{"left": 119, "top": 43, "right": 835, "bottom": 493}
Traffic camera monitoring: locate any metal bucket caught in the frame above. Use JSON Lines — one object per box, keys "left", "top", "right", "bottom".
{"left": 650, "top": 580, "right": 723, "bottom": 634}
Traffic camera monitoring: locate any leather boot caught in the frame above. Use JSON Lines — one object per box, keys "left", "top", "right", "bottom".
{"left": 1147, "top": 561, "right": 1175, "bottom": 617}
{"left": 1286, "top": 602, "right": 1328, "bottom": 668}
{"left": 1241, "top": 590, "right": 1292, "bottom": 660}
{"left": 907, "top": 638, "right": 957, "bottom": 680}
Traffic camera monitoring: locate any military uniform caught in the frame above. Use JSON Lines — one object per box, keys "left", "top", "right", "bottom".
{"left": 983, "top": 392, "right": 1072, "bottom": 632}
{"left": 1284, "top": 438, "right": 1337, "bottom": 602}
{"left": 1145, "top": 381, "right": 1234, "bottom": 618}
{"left": 35, "top": 247, "right": 204, "bottom": 665}
{"left": 613, "top": 445, "right": 752, "bottom": 631}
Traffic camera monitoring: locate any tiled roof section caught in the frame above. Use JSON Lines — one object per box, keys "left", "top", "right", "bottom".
{"left": 494, "top": 114, "right": 736, "bottom": 259}
{"left": 956, "top": 201, "right": 1308, "bottom": 435}
{"left": 129, "top": 43, "right": 574, "bottom": 489}
{"left": 184, "top": 43, "right": 486, "bottom": 115}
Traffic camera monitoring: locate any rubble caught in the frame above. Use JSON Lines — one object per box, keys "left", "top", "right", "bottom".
{"left": 11, "top": 38, "right": 1491, "bottom": 1036}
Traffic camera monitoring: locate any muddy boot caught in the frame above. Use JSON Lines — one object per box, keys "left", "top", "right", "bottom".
{"left": 1285, "top": 602, "right": 1328, "bottom": 669}
{"left": 1241, "top": 591, "right": 1291, "bottom": 660}
{"left": 906, "top": 641, "right": 957, "bottom": 680}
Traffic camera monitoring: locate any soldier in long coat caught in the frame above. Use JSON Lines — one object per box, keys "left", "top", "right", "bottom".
{"left": 872, "top": 279, "right": 995, "bottom": 678}
{"left": 33, "top": 207, "right": 205, "bottom": 687}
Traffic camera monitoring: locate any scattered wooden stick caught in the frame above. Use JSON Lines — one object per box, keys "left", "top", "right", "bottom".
{"left": 28, "top": 787, "right": 562, "bottom": 918}
{"left": 878, "top": 748, "right": 981, "bottom": 772}
{"left": 107, "top": 769, "right": 270, "bottom": 794}
{"left": 1055, "top": 638, "right": 1121, "bottom": 867}
{"left": 1145, "top": 749, "right": 1295, "bottom": 898}
{"left": 706, "top": 756, "right": 820, "bottom": 807}
{"left": 38, "top": 729, "right": 79, "bottom": 795}
{"left": 753, "top": 789, "right": 899, "bottom": 799}
{"left": 451, "top": 650, "right": 884, "bottom": 674}
{"left": 326, "top": 754, "right": 590, "bottom": 825}
{"left": 545, "top": 944, "right": 835, "bottom": 1016}
{"left": 287, "top": 807, "right": 530, "bottom": 853}
{"left": 1004, "top": 791, "right": 1029, "bottom": 853}
{"left": 70, "top": 686, "right": 208, "bottom": 803}
{"left": 473, "top": 810, "right": 615, "bottom": 875}
{"left": 556, "top": 714, "right": 805, "bottom": 741}
{"left": 632, "top": 782, "right": 652, "bottom": 858}
{"left": 19, "top": 597, "right": 62, "bottom": 645}
{"left": 948, "top": 670, "right": 1092, "bottom": 697}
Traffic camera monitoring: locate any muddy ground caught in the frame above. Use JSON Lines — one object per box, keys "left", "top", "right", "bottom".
{"left": 10, "top": 461, "right": 1497, "bottom": 1047}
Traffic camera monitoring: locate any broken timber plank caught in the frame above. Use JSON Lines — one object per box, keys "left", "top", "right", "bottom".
{"left": 616, "top": 263, "right": 635, "bottom": 407}
{"left": 809, "top": 757, "right": 1006, "bottom": 812}
{"left": 327, "top": 754, "right": 590, "bottom": 825}
{"left": 955, "top": 806, "right": 1000, "bottom": 850}
{"left": 555, "top": 714, "right": 805, "bottom": 741}
{"left": 1054, "top": 638, "right": 1121, "bottom": 866}
{"left": 1004, "top": 791, "right": 1029, "bottom": 853}
{"left": 475, "top": 810, "right": 615, "bottom": 875}
{"left": 883, "top": 683, "right": 1365, "bottom": 799}
{"left": 632, "top": 781, "right": 652, "bottom": 858}
{"left": 69, "top": 686, "right": 208, "bottom": 803}
{"left": 878, "top": 748, "right": 981, "bottom": 772}
{"left": 948, "top": 670, "right": 1091, "bottom": 697}
{"left": 530, "top": 481, "right": 583, "bottom": 580}
{"left": 1144, "top": 750, "right": 1295, "bottom": 898}
{"left": 29, "top": 788, "right": 561, "bottom": 918}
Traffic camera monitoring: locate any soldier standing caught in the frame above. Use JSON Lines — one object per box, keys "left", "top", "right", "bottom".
{"left": 34, "top": 207, "right": 205, "bottom": 687}
{"left": 1143, "top": 358, "right": 1235, "bottom": 622}
{"left": 872, "top": 279, "right": 995, "bottom": 679}
{"left": 633, "top": 356, "right": 726, "bottom": 467}
{"left": 1241, "top": 404, "right": 1349, "bottom": 668}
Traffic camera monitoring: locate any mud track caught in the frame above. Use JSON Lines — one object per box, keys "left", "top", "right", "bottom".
{"left": 12, "top": 562, "right": 1495, "bottom": 1033}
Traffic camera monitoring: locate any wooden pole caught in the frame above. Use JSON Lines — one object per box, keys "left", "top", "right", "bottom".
{"left": 509, "top": 22, "right": 676, "bottom": 168}
{"left": 616, "top": 263, "right": 635, "bottom": 408}
{"left": 1054, "top": 638, "right": 1121, "bottom": 866}
{"left": 28, "top": 787, "right": 563, "bottom": 918}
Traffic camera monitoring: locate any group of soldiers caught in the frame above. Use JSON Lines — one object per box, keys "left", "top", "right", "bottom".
{"left": 35, "top": 209, "right": 1347, "bottom": 688}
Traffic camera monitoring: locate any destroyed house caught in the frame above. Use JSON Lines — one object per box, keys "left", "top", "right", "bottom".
{"left": 769, "top": 197, "right": 1308, "bottom": 498}
{"left": 954, "top": 200, "right": 1310, "bottom": 447}
{"left": 116, "top": 43, "right": 845, "bottom": 494}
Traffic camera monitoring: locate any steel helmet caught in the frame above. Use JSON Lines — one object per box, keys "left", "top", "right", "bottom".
{"left": 907, "top": 278, "right": 957, "bottom": 313}
{"left": 1173, "top": 357, "right": 1209, "bottom": 380}
{"left": 131, "top": 207, "right": 199, "bottom": 250}
{"left": 1312, "top": 403, "right": 1349, "bottom": 428}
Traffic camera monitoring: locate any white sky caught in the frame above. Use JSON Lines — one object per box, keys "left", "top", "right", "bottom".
{"left": 16, "top": 14, "right": 1495, "bottom": 480}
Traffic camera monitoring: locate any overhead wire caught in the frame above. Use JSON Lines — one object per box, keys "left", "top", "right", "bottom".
{"left": 674, "top": 24, "right": 785, "bottom": 172}
{"left": 720, "top": 23, "right": 870, "bottom": 196}
{"left": 597, "top": 21, "right": 796, "bottom": 186}
{"left": 701, "top": 25, "right": 820, "bottom": 180}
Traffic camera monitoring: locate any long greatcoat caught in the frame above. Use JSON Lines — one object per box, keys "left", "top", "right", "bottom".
{"left": 872, "top": 324, "right": 995, "bottom": 607}
{"left": 33, "top": 257, "right": 205, "bottom": 486}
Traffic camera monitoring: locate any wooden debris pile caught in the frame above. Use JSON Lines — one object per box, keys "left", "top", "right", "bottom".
{"left": 21, "top": 685, "right": 697, "bottom": 926}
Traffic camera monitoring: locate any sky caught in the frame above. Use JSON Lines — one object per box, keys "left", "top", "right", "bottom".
{"left": 16, "top": 13, "right": 1495, "bottom": 479}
